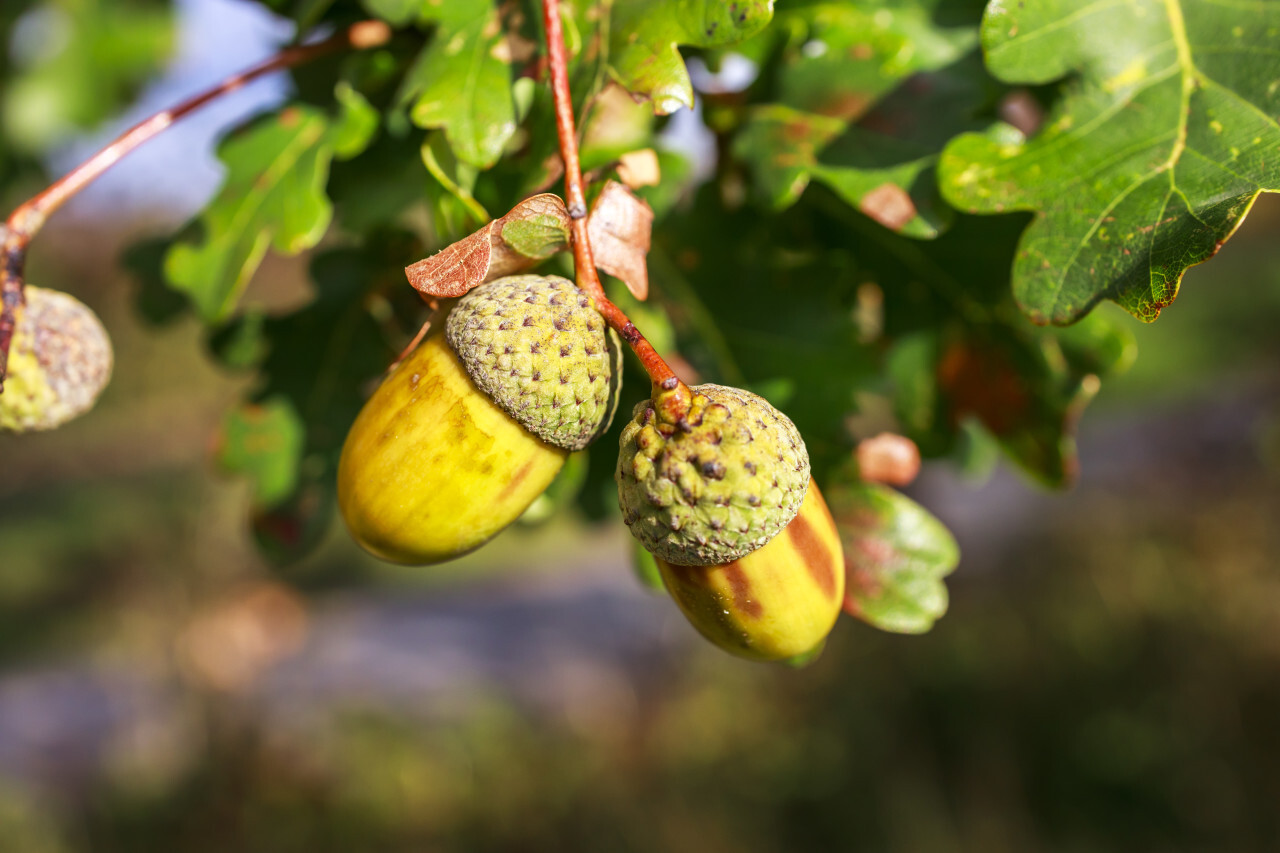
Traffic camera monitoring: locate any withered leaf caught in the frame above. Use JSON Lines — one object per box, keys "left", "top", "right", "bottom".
{"left": 404, "top": 223, "right": 495, "bottom": 297}
{"left": 588, "top": 180, "right": 653, "bottom": 300}
{"left": 405, "top": 194, "right": 571, "bottom": 297}
{"left": 616, "top": 148, "right": 661, "bottom": 189}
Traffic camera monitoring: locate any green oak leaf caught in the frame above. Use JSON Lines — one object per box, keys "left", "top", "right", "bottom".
{"left": 165, "top": 84, "right": 377, "bottom": 322}
{"left": 214, "top": 235, "right": 412, "bottom": 563}
{"left": 609, "top": 0, "right": 774, "bottom": 114}
{"left": 812, "top": 200, "right": 1133, "bottom": 486}
{"left": 216, "top": 398, "right": 305, "bottom": 507}
{"left": 735, "top": 101, "right": 953, "bottom": 238}
{"left": 402, "top": 0, "right": 517, "bottom": 169}
{"left": 828, "top": 480, "right": 959, "bottom": 635}
{"left": 733, "top": 2, "right": 985, "bottom": 237}
{"left": 940, "top": 0, "right": 1280, "bottom": 324}
{"left": 768, "top": 0, "right": 980, "bottom": 120}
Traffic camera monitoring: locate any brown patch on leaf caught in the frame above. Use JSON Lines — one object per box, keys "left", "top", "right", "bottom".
{"left": 855, "top": 433, "right": 921, "bottom": 486}
{"left": 998, "top": 89, "right": 1044, "bottom": 137}
{"left": 588, "top": 180, "right": 653, "bottom": 300}
{"left": 936, "top": 341, "right": 1031, "bottom": 436}
{"left": 815, "top": 91, "right": 873, "bottom": 122}
{"left": 859, "top": 183, "right": 917, "bottom": 231}
{"left": 617, "top": 148, "right": 661, "bottom": 188}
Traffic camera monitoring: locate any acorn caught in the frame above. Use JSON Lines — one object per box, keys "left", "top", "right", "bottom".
{"left": 655, "top": 477, "right": 845, "bottom": 661}
{"left": 616, "top": 385, "right": 842, "bottom": 661}
{"left": 616, "top": 384, "right": 810, "bottom": 566}
{"left": 338, "top": 274, "right": 622, "bottom": 565}
{"left": 0, "top": 286, "right": 113, "bottom": 433}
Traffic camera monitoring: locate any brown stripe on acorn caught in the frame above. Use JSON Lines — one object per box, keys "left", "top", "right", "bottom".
{"left": 654, "top": 478, "right": 845, "bottom": 662}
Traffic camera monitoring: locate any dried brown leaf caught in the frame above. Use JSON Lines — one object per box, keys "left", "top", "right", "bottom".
{"left": 617, "top": 148, "right": 661, "bottom": 188}
{"left": 588, "top": 181, "right": 653, "bottom": 300}
{"left": 859, "top": 183, "right": 917, "bottom": 232}
{"left": 404, "top": 194, "right": 571, "bottom": 298}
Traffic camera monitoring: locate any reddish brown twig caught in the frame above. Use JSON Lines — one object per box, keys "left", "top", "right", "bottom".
{"left": 539, "top": 0, "right": 691, "bottom": 423}
{"left": 0, "top": 20, "right": 393, "bottom": 391}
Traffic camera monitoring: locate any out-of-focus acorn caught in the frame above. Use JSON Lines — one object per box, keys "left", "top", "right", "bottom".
{"left": 337, "top": 275, "right": 622, "bottom": 565}
{"left": 617, "top": 386, "right": 842, "bottom": 661}
{"left": 0, "top": 286, "right": 113, "bottom": 433}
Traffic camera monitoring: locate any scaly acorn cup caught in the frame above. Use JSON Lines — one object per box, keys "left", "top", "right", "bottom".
{"left": 0, "top": 286, "right": 113, "bottom": 433}
{"left": 654, "top": 478, "right": 844, "bottom": 662}
{"left": 616, "top": 384, "right": 810, "bottom": 566}
{"left": 338, "top": 275, "right": 622, "bottom": 565}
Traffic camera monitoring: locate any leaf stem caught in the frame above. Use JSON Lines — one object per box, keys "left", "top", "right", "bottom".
{"left": 539, "top": 0, "right": 691, "bottom": 423}
{"left": 0, "top": 19, "right": 393, "bottom": 391}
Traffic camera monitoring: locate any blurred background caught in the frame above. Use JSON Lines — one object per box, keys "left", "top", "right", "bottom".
{"left": 2, "top": 0, "right": 1279, "bottom": 850}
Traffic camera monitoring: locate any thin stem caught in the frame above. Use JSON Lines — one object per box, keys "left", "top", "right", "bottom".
{"left": 539, "top": 0, "right": 691, "bottom": 423}
{"left": 0, "top": 19, "right": 393, "bottom": 391}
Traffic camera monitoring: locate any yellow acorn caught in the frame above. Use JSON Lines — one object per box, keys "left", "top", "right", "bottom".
{"left": 338, "top": 275, "right": 622, "bottom": 565}
{"left": 654, "top": 477, "right": 845, "bottom": 662}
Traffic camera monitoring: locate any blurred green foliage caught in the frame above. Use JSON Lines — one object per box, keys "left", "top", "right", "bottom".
{"left": 0, "top": 0, "right": 173, "bottom": 202}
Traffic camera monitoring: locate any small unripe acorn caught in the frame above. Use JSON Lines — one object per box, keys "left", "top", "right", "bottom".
{"left": 338, "top": 275, "right": 621, "bottom": 565}
{"left": 0, "top": 286, "right": 113, "bottom": 433}
{"left": 657, "top": 478, "right": 844, "bottom": 661}
{"left": 616, "top": 384, "right": 810, "bottom": 566}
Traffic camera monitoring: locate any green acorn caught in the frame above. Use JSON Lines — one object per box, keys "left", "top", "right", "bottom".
{"left": 616, "top": 384, "right": 810, "bottom": 566}
{"left": 447, "top": 274, "right": 623, "bottom": 451}
{"left": 1, "top": 286, "right": 113, "bottom": 433}
{"left": 338, "top": 274, "right": 622, "bottom": 565}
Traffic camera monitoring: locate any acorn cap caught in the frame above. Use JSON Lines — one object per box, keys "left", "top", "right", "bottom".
{"left": 616, "top": 384, "right": 810, "bottom": 566}
{"left": 446, "top": 275, "right": 622, "bottom": 451}
{"left": 1, "top": 286, "right": 113, "bottom": 433}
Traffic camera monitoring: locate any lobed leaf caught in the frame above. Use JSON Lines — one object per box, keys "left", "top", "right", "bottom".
{"left": 216, "top": 398, "right": 306, "bottom": 507}
{"left": 940, "top": 0, "right": 1280, "bottom": 324}
{"left": 165, "top": 85, "right": 378, "bottom": 323}
{"left": 733, "top": 1, "right": 986, "bottom": 237}
{"left": 401, "top": 0, "right": 518, "bottom": 169}
{"left": 608, "top": 0, "right": 775, "bottom": 114}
